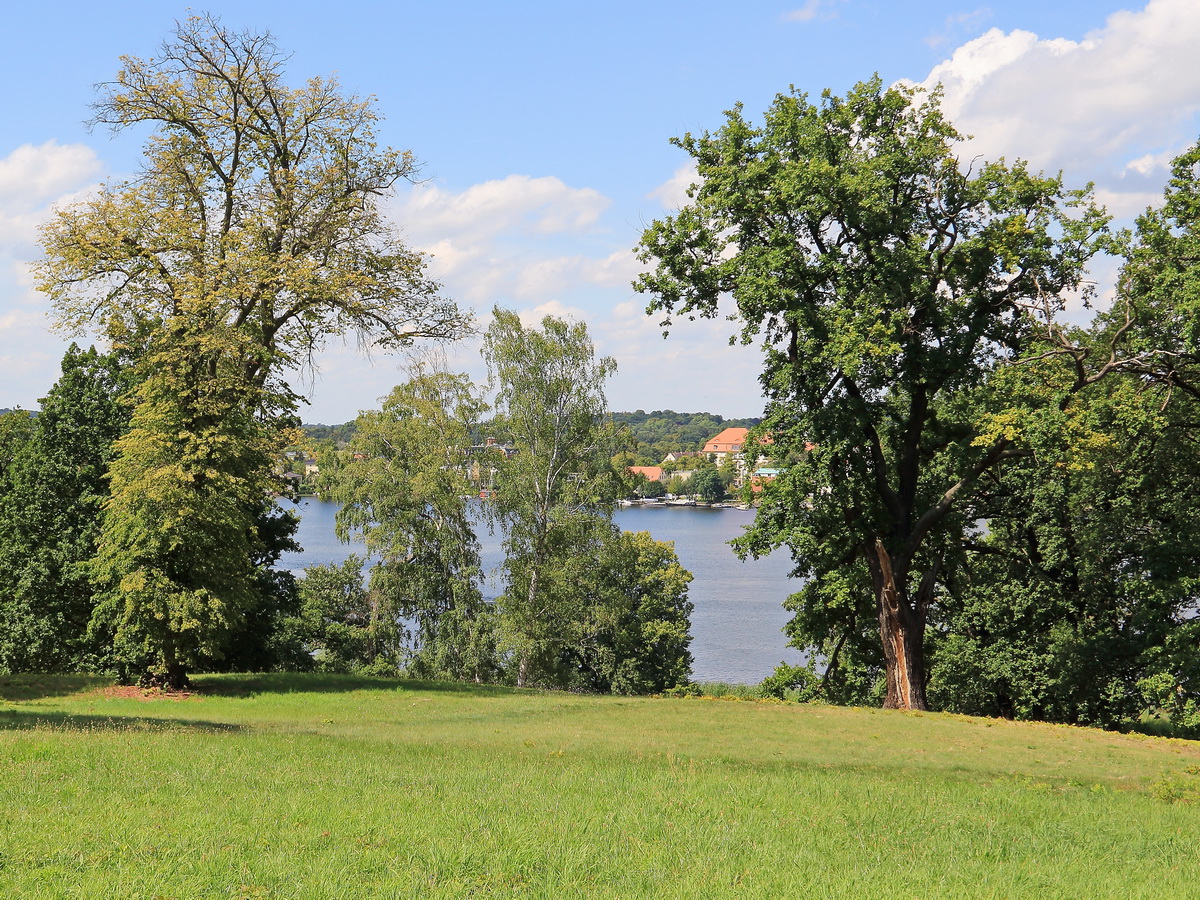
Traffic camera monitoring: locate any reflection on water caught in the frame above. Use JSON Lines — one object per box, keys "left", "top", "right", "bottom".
{"left": 276, "top": 499, "right": 803, "bottom": 684}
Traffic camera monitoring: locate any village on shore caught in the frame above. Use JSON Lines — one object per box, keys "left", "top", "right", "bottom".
{"left": 286, "top": 424, "right": 782, "bottom": 507}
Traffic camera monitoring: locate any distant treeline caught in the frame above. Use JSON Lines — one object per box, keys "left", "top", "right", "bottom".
{"left": 304, "top": 410, "right": 761, "bottom": 465}
{"left": 300, "top": 421, "right": 357, "bottom": 447}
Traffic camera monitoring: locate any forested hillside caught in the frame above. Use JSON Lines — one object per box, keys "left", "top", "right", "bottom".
{"left": 611, "top": 410, "right": 759, "bottom": 464}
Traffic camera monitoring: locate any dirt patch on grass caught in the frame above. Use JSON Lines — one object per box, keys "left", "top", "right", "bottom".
{"left": 94, "top": 685, "right": 201, "bottom": 702}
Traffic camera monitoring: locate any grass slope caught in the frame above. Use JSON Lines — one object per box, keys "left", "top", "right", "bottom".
{"left": 2, "top": 673, "right": 1198, "bottom": 898}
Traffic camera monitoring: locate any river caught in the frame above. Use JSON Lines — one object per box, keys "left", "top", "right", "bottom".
{"left": 276, "top": 499, "right": 803, "bottom": 684}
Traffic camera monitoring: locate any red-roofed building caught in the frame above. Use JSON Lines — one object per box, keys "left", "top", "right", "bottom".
{"left": 702, "top": 427, "right": 749, "bottom": 463}
{"left": 628, "top": 465, "right": 664, "bottom": 482}
{"left": 703, "top": 427, "right": 773, "bottom": 484}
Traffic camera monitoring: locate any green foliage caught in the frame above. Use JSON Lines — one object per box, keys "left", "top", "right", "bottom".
{"left": 483, "top": 308, "right": 623, "bottom": 687}
{"left": 295, "top": 329, "right": 696, "bottom": 694}
{"left": 292, "top": 556, "right": 397, "bottom": 673}
{"left": 1119, "top": 140, "right": 1200, "bottom": 386}
{"left": 329, "top": 363, "right": 497, "bottom": 682}
{"left": 216, "top": 500, "right": 303, "bottom": 674}
{"left": 929, "top": 368, "right": 1200, "bottom": 729}
{"left": 32, "top": 17, "right": 468, "bottom": 685}
{"left": 88, "top": 336, "right": 286, "bottom": 687}
{"left": 610, "top": 409, "right": 758, "bottom": 464}
{"left": 690, "top": 468, "right": 726, "bottom": 502}
{"left": 37, "top": 15, "right": 468, "bottom": 372}
{"left": 758, "top": 662, "right": 821, "bottom": 702}
{"left": 0, "top": 346, "right": 131, "bottom": 674}
{"left": 576, "top": 530, "right": 694, "bottom": 695}
{"left": 301, "top": 422, "right": 358, "bottom": 447}
{"left": 638, "top": 476, "right": 667, "bottom": 499}
{"left": 915, "top": 137, "right": 1200, "bottom": 730}
{"left": 636, "top": 76, "right": 1109, "bottom": 710}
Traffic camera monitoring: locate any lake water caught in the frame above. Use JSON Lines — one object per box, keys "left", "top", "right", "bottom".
{"left": 276, "top": 499, "right": 803, "bottom": 684}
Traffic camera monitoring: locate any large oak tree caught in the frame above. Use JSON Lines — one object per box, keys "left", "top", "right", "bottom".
{"left": 635, "top": 78, "right": 1109, "bottom": 709}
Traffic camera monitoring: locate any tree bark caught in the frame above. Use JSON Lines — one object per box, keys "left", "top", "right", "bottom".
{"left": 140, "top": 661, "right": 191, "bottom": 692}
{"left": 516, "top": 566, "right": 540, "bottom": 688}
{"left": 866, "top": 539, "right": 928, "bottom": 710}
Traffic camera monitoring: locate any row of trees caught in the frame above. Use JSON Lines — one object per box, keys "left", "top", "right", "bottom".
{"left": 636, "top": 77, "right": 1200, "bottom": 730}
{"left": 310, "top": 310, "right": 693, "bottom": 691}
{"left": 1, "top": 313, "right": 696, "bottom": 693}
{"left": 9, "top": 16, "right": 1196, "bottom": 729}
{"left": 0, "top": 16, "right": 692, "bottom": 692}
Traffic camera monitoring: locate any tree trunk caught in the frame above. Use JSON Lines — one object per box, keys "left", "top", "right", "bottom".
{"left": 516, "top": 566, "right": 540, "bottom": 688}
{"left": 141, "top": 661, "right": 191, "bottom": 692}
{"left": 867, "top": 539, "right": 928, "bottom": 710}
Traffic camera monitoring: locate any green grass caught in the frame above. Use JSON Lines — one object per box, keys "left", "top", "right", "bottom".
{"left": 2, "top": 674, "right": 1199, "bottom": 898}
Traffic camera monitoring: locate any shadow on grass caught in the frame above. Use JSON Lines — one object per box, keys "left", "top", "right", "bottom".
{"left": 0, "top": 708, "right": 245, "bottom": 733}
{"left": 192, "top": 672, "right": 519, "bottom": 699}
{"left": 0, "top": 671, "right": 521, "bottom": 704}
{"left": 0, "top": 674, "right": 111, "bottom": 702}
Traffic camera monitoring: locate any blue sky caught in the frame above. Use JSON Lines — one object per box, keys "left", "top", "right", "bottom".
{"left": 2, "top": 0, "right": 1196, "bottom": 421}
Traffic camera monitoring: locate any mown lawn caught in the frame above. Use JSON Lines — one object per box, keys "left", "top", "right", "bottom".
{"left": 2, "top": 673, "right": 1198, "bottom": 898}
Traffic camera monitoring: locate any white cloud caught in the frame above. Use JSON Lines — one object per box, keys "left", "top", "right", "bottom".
{"left": 398, "top": 174, "right": 609, "bottom": 245}
{"left": 596, "top": 297, "right": 768, "bottom": 416}
{"left": 0, "top": 141, "right": 102, "bottom": 208}
{"left": 0, "top": 142, "right": 105, "bottom": 410}
{"left": 1123, "top": 149, "right": 1176, "bottom": 178}
{"left": 647, "top": 162, "right": 698, "bottom": 211}
{"left": 390, "top": 174, "right": 629, "bottom": 307}
{"left": 913, "top": 0, "right": 1200, "bottom": 217}
{"left": 513, "top": 300, "right": 591, "bottom": 328}
{"left": 0, "top": 141, "right": 102, "bottom": 247}
{"left": 783, "top": 0, "right": 846, "bottom": 24}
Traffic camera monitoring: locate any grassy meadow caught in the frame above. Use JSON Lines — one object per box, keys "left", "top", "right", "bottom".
{"left": 2, "top": 673, "right": 1199, "bottom": 898}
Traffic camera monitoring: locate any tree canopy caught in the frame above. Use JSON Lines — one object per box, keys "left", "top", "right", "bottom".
{"left": 37, "top": 14, "right": 468, "bottom": 383}
{"left": 329, "top": 362, "right": 495, "bottom": 681}
{"left": 483, "top": 308, "right": 621, "bottom": 687}
{"left": 636, "top": 77, "right": 1111, "bottom": 710}
{"left": 0, "top": 346, "right": 130, "bottom": 674}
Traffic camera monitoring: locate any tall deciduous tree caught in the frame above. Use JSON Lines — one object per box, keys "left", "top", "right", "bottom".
{"left": 87, "top": 331, "right": 284, "bottom": 686}
{"left": 35, "top": 16, "right": 468, "bottom": 685}
{"left": 38, "top": 14, "right": 468, "bottom": 383}
{"left": 635, "top": 78, "right": 1108, "bottom": 709}
{"left": 1118, "top": 140, "right": 1200, "bottom": 396}
{"left": 483, "top": 308, "right": 621, "bottom": 687}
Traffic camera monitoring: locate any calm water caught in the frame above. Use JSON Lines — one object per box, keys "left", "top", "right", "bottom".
{"left": 276, "top": 499, "right": 803, "bottom": 684}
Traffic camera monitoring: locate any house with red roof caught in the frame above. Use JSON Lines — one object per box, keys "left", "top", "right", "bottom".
{"left": 702, "top": 427, "right": 774, "bottom": 484}
{"left": 702, "top": 427, "right": 750, "bottom": 464}
{"left": 628, "top": 465, "right": 664, "bottom": 482}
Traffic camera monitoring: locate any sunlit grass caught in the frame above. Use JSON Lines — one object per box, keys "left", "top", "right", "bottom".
{"left": 2, "top": 673, "right": 1198, "bottom": 898}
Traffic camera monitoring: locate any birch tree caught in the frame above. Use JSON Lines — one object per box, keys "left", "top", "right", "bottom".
{"left": 482, "top": 308, "right": 620, "bottom": 687}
